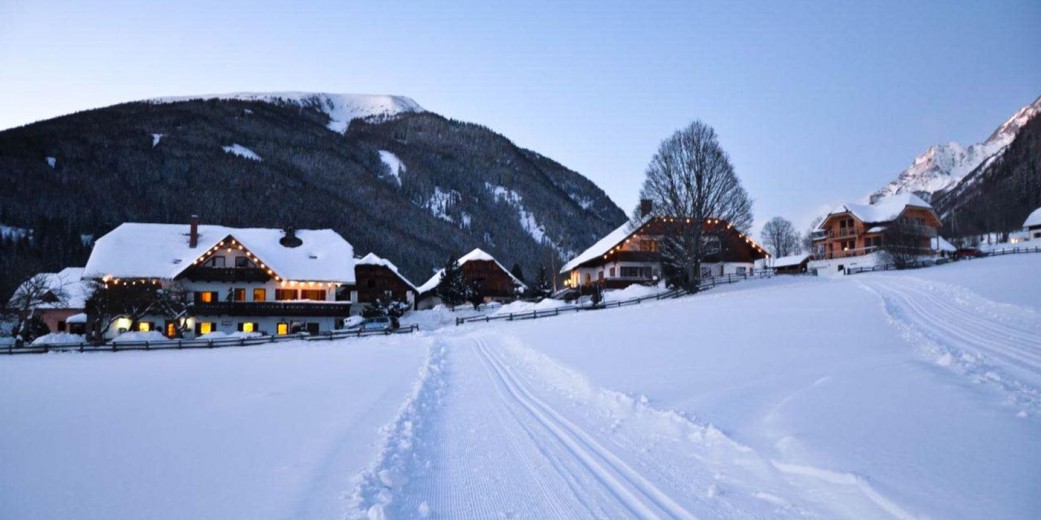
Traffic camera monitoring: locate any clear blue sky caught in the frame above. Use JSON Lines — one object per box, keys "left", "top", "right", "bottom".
{"left": 2, "top": 0, "right": 1039, "bottom": 235}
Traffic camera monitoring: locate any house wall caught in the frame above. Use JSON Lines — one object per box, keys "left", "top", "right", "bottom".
{"left": 461, "top": 260, "right": 517, "bottom": 299}
{"left": 38, "top": 308, "right": 83, "bottom": 333}
{"left": 354, "top": 264, "right": 416, "bottom": 311}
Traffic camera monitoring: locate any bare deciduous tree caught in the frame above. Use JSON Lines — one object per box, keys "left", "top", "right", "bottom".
{"left": 84, "top": 280, "right": 189, "bottom": 340}
{"left": 638, "top": 120, "right": 753, "bottom": 291}
{"left": 802, "top": 216, "right": 824, "bottom": 255}
{"left": 881, "top": 221, "right": 931, "bottom": 269}
{"left": 761, "top": 217, "right": 801, "bottom": 258}
{"left": 5, "top": 273, "right": 69, "bottom": 342}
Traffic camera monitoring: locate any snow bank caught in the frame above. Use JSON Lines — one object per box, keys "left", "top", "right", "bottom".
{"left": 222, "top": 143, "right": 261, "bottom": 161}
{"left": 602, "top": 282, "right": 667, "bottom": 302}
{"left": 196, "top": 331, "right": 262, "bottom": 341}
{"left": 111, "top": 331, "right": 171, "bottom": 343}
{"left": 31, "top": 332, "right": 85, "bottom": 345}
{"left": 492, "top": 298, "right": 569, "bottom": 316}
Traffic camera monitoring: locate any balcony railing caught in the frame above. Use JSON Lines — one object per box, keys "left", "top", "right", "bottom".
{"left": 194, "top": 301, "right": 351, "bottom": 317}
{"left": 182, "top": 266, "right": 270, "bottom": 283}
{"left": 814, "top": 246, "right": 881, "bottom": 260}
{"left": 828, "top": 228, "right": 858, "bottom": 239}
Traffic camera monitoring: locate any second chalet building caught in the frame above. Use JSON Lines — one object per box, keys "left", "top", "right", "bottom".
{"left": 561, "top": 202, "right": 770, "bottom": 289}
{"left": 809, "top": 193, "right": 942, "bottom": 274}
{"left": 84, "top": 219, "right": 357, "bottom": 338}
{"left": 415, "top": 248, "right": 526, "bottom": 309}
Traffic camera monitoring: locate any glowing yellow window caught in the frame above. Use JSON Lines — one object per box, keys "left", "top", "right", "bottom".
{"left": 199, "top": 292, "right": 214, "bottom": 303}
{"left": 241, "top": 322, "right": 255, "bottom": 333}
{"left": 138, "top": 322, "right": 151, "bottom": 332}
{"left": 199, "top": 322, "right": 213, "bottom": 335}
{"left": 277, "top": 322, "right": 289, "bottom": 335}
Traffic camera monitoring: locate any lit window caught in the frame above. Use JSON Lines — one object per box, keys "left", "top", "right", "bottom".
{"left": 199, "top": 322, "right": 213, "bottom": 335}
{"left": 253, "top": 288, "right": 266, "bottom": 301}
{"left": 277, "top": 322, "right": 289, "bottom": 335}
{"left": 138, "top": 322, "right": 151, "bottom": 332}
{"left": 241, "top": 322, "right": 255, "bottom": 333}
{"left": 199, "top": 291, "right": 214, "bottom": 303}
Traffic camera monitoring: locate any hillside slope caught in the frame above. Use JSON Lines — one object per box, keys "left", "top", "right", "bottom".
{"left": 0, "top": 94, "right": 625, "bottom": 295}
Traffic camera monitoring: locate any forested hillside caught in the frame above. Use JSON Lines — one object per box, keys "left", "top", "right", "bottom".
{"left": 0, "top": 96, "right": 625, "bottom": 299}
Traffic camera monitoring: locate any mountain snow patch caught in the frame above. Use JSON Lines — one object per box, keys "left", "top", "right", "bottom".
{"left": 378, "top": 150, "right": 405, "bottom": 186}
{"left": 485, "top": 183, "right": 570, "bottom": 256}
{"left": 425, "top": 187, "right": 460, "bottom": 223}
{"left": 152, "top": 134, "right": 164, "bottom": 147}
{"left": 222, "top": 144, "right": 261, "bottom": 161}
{"left": 45, "top": 157, "right": 56, "bottom": 168}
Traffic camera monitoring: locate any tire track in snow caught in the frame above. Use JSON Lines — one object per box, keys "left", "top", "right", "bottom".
{"left": 475, "top": 338, "right": 698, "bottom": 519}
{"left": 859, "top": 275, "right": 1041, "bottom": 412}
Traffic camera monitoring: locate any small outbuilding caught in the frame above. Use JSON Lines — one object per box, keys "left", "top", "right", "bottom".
{"left": 771, "top": 254, "right": 811, "bottom": 275}
{"left": 1024, "top": 207, "right": 1041, "bottom": 241}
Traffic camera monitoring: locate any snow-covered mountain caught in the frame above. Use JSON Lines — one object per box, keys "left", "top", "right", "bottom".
{"left": 869, "top": 94, "right": 1041, "bottom": 204}
{"left": 151, "top": 92, "right": 424, "bottom": 133}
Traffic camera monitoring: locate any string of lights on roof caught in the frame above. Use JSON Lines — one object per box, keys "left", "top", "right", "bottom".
{"left": 598, "top": 217, "right": 770, "bottom": 262}
{"left": 99, "top": 237, "right": 343, "bottom": 289}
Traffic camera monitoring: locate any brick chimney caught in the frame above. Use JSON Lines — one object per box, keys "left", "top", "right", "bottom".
{"left": 640, "top": 199, "right": 653, "bottom": 218}
{"left": 189, "top": 215, "right": 199, "bottom": 248}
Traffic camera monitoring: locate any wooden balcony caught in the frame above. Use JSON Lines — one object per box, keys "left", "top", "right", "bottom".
{"left": 193, "top": 301, "right": 351, "bottom": 317}
{"left": 182, "top": 266, "right": 270, "bottom": 283}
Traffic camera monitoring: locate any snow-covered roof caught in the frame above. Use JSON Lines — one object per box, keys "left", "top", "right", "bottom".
{"left": 9, "top": 267, "right": 91, "bottom": 309}
{"left": 935, "top": 237, "right": 957, "bottom": 252}
{"left": 772, "top": 254, "right": 811, "bottom": 268}
{"left": 417, "top": 248, "right": 526, "bottom": 294}
{"left": 560, "top": 215, "right": 653, "bottom": 274}
{"left": 1024, "top": 207, "right": 1041, "bottom": 229}
{"left": 819, "top": 193, "right": 934, "bottom": 229}
{"left": 356, "top": 253, "right": 416, "bottom": 290}
{"left": 84, "top": 223, "right": 355, "bottom": 283}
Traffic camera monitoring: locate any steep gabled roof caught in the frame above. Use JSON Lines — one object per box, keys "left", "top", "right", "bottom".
{"left": 818, "top": 194, "right": 935, "bottom": 229}
{"left": 417, "top": 248, "right": 526, "bottom": 294}
{"left": 772, "top": 254, "right": 811, "bottom": 269}
{"left": 560, "top": 214, "right": 654, "bottom": 274}
{"left": 83, "top": 223, "right": 355, "bottom": 283}
{"left": 356, "top": 253, "right": 417, "bottom": 291}
{"left": 560, "top": 215, "right": 768, "bottom": 274}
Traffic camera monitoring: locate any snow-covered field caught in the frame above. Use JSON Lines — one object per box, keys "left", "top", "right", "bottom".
{"left": 2, "top": 255, "right": 1039, "bottom": 519}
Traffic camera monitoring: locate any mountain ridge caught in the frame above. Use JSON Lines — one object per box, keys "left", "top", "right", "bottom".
{"left": 868, "top": 94, "right": 1041, "bottom": 204}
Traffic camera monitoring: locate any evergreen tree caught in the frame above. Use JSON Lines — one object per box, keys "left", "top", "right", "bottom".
{"left": 510, "top": 263, "right": 525, "bottom": 285}
{"left": 533, "top": 265, "right": 551, "bottom": 298}
{"left": 435, "top": 257, "right": 467, "bottom": 310}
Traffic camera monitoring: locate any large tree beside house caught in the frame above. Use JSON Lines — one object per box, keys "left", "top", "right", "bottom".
{"left": 638, "top": 120, "right": 754, "bottom": 290}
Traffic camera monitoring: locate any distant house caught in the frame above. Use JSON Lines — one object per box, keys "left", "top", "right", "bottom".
{"left": 1023, "top": 207, "right": 1041, "bottom": 241}
{"left": 8, "top": 267, "right": 91, "bottom": 333}
{"left": 771, "top": 254, "right": 811, "bottom": 275}
{"left": 560, "top": 202, "right": 769, "bottom": 289}
{"left": 83, "top": 217, "right": 356, "bottom": 338}
{"left": 353, "top": 253, "right": 417, "bottom": 311}
{"left": 810, "top": 194, "right": 941, "bottom": 273}
{"left": 416, "top": 248, "right": 526, "bottom": 309}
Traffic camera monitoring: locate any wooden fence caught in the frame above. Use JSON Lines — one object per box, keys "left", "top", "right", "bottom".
{"left": 456, "top": 271, "right": 773, "bottom": 326}
{"left": 2, "top": 324, "right": 420, "bottom": 356}
{"left": 844, "top": 246, "right": 1041, "bottom": 276}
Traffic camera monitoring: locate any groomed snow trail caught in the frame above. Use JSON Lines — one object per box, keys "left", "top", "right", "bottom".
{"left": 350, "top": 329, "right": 919, "bottom": 519}
{"left": 859, "top": 274, "right": 1041, "bottom": 412}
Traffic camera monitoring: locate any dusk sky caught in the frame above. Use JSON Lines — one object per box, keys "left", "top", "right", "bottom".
{"left": 2, "top": 0, "right": 1039, "bottom": 234}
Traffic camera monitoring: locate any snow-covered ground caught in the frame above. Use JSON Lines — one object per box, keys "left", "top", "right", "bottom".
{"left": 0, "top": 337, "right": 428, "bottom": 520}
{"left": 2, "top": 255, "right": 1039, "bottom": 519}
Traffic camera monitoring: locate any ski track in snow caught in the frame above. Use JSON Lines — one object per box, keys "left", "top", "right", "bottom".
{"left": 348, "top": 329, "right": 918, "bottom": 519}
{"left": 859, "top": 274, "right": 1041, "bottom": 413}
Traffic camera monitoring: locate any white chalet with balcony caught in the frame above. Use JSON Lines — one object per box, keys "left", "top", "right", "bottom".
{"left": 83, "top": 217, "right": 356, "bottom": 338}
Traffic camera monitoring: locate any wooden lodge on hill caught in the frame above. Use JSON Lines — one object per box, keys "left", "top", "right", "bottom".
{"left": 810, "top": 194, "right": 941, "bottom": 261}
{"left": 560, "top": 202, "right": 770, "bottom": 289}
{"left": 416, "top": 248, "right": 526, "bottom": 309}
